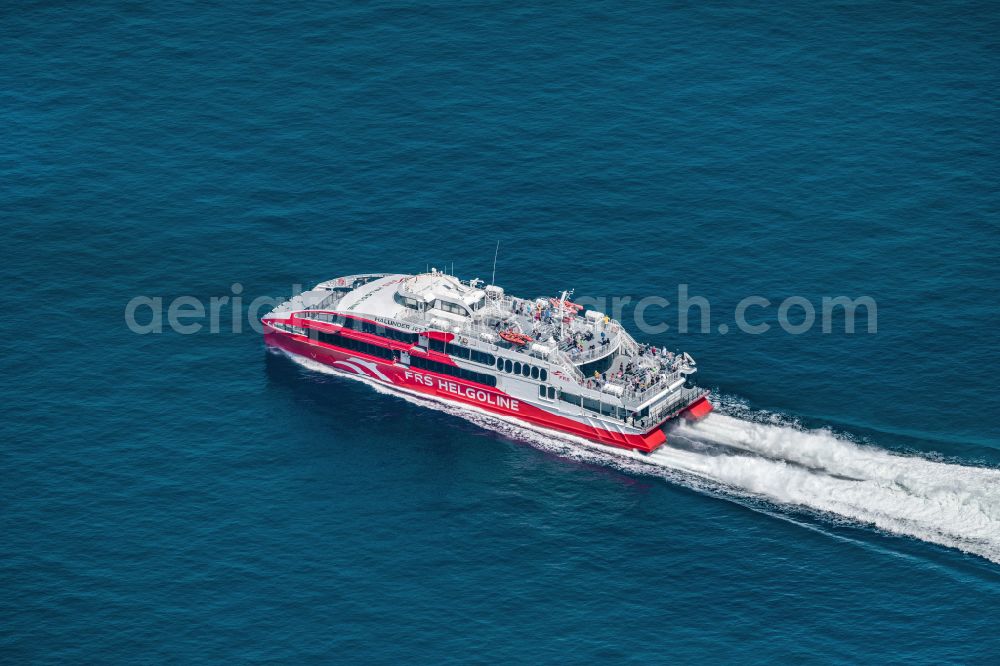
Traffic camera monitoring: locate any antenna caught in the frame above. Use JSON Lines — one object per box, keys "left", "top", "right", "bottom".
{"left": 491, "top": 240, "right": 500, "bottom": 285}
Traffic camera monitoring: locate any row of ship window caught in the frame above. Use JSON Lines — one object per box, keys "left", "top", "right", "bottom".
{"left": 426, "top": 338, "right": 495, "bottom": 366}
{"left": 334, "top": 318, "right": 539, "bottom": 378}
{"left": 561, "top": 391, "right": 629, "bottom": 419}
{"left": 408, "top": 356, "right": 498, "bottom": 387}
{"left": 293, "top": 315, "right": 549, "bottom": 385}
{"left": 310, "top": 330, "right": 497, "bottom": 387}
{"left": 435, "top": 301, "right": 468, "bottom": 316}
{"left": 346, "top": 317, "right": 419, "bottom": 343}
{"left": 537, "top": 386, "right": 627, "bottom": 418}
{"left": 394, "top": 293, "right": 486, "bottom": 315}
{"left": 314, "top": 330, "right": 396, "bottom": 361}
{"left": 301, "top": 315, "right": 492, "bottom": 364}
{"left": 299, "top": 313, "right": 421, "bottom": 344}
{"left": 496, "top": 357, "right": 548, "bottom": 382}
{"left": 432, "top": 335, "right": 550, "bottom": 383}
{"left": 302, "top": 312, "right": 339, "bottom": 323}
{"left": 270, "top": 322, "right": 307, "bottom": 336}
{"left": 279, "top": 322, "right": 628, "bottom": 419}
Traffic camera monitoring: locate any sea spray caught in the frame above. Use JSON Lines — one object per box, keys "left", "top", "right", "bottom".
{"left": 281, "top": 349, "right": 1000, "bottom": 564}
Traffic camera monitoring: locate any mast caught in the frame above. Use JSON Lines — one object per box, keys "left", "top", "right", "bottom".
{"left": 491, "top": 240, "right": 500, "bottom": 285}
{"left": 559, "top": 289, "right": 568, "bottom": 340}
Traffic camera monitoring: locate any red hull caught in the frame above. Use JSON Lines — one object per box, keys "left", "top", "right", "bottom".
{"left": 683, "top": 395, "right": 713, "bottom": 421}
{"left": 265, "top": 328, "right": 710, "bottom": 453}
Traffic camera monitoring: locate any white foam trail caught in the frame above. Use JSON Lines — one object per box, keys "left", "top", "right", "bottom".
{"left": 667, "top": 416, "right": 1000, "bottom": 562}
{"left": 280, "top": 351, "right": 1000, "bottom": 564}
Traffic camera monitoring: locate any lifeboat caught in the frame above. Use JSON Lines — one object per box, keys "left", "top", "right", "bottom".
{"left": 549, "top": 297, "right": 582, "bottom": 312}
{"left": 499, "top": 330, "right": 533, "bottom": 346}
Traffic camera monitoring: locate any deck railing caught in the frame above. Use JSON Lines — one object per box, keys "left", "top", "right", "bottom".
{"left": 632, "top": 387, "right": 710, "bottom": 429}
{"left": 566, "top": 336, "right": 620, "bottom": 364}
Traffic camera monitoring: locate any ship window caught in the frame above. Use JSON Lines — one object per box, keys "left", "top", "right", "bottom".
{"left": 313, "top": 330, "right": 395, "bottom": 361}
{"left": 342, "top": 315, "right": 418, "bottom": 344}
{"left": 394, "top": 293, "right": 423, "bottom": 311}
{"left": 521, "top": 364, "right": 530, "bottom": 377}
{"left": 301, "top": 312, "right": 337, "bottom": 323}
{"left": 467, "top": 349, "right": 495, "bottom": 366}
{"left": 436, "top": 300, "right": 469, "bottom": 316}
{"left": 504, "top": 359, "right": 512, "bottom": 373}
{"left": 540, "top": 369, "right": 547, "bottom": 382}
{"left": 530, "top": 366, "right": 539, "bottom": 379}
{"left": 429, "top": 338, "right": 446, "bottom": 353}
{"left": 514, "top": 361, "right": 521, "bottom": 375}
{"left": 451, "top": 346, "right": 493, "bottom": 367}
{"left": 385, "top": 327, "right": 418, "bottom": 344}
{"left": 538, "top": 385, "right": 557, "bottom": 401}
{"left": 409, "top": 355, "right": 497, "bottom": 387}
{"left": 496, "top": 357, "right": 504, "bottom": 370}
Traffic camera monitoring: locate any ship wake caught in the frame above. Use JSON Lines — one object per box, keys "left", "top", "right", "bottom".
{"left": 659, "top": 410, "right": 1000, "bottom": 564}
{"left": 283, "top": 351, "right": 1000, "bottom": 564}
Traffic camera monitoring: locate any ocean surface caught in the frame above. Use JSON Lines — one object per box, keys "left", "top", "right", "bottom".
{"left": 3, "top": 1, "right": 1000, "bottom": 662}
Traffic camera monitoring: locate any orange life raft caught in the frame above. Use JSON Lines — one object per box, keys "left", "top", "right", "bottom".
{"left": 548, "top": 298, "right": 582, "bottom": 312}
{"left": 499, "top": 330, "right": 533, "bottom": 346}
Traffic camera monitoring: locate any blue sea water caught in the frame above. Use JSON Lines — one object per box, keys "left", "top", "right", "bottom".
{"left": 3, "top": 0, "right": 1000, "bottom": 662}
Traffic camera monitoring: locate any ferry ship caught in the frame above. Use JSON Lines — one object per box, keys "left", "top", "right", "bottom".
{"left": 262, "top": 271, "right": 712, "bottom": 453}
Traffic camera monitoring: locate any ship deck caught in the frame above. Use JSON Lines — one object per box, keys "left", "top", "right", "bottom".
{"left": 270, "top": 272, "right": 701, "bottom": 410}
